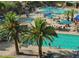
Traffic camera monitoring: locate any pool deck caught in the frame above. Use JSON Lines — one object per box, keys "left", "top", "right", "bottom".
{"left": 56, "top": 31, "right": 79, "bottom": 35}
{"left": 0, "top": 41, "right": 74, "bottom": 57}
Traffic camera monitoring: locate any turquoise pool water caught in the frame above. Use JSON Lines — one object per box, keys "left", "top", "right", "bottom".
{"left": 40, "top": 7, "right": 66, "bottom": 19}
{"left": 47, "top": 14, "right": 56, "bottom": 19}
{"left": 24, "top": 33, "right": 79, "bottom": 50}
{"left": 18, "top": 18, "right": 33, "bottom": 23}
{"left": 41, "top": 7, "right": 66, "bottom": 14}
{"left": 42, "top": 34, "right": 79, "bottom": 50}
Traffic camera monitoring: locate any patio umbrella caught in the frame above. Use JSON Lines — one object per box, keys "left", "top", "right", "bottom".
{"left": 59, "top": 20, "right": 72, "bottom": 24}
{"left": 44, "top": 12, "right": 52, "bottom": 17}
{"left": 74, "top": 15, "right": 79, "bottom": 21}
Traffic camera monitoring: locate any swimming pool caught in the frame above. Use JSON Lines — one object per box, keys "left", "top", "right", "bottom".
{"left": 25, "top": 33, "right": 79, "bottom": 50}
{"left": 42, "top": 34, "right": 79, "bottom": 50}
{"left": 41, "top": 7, "right": 66, "bottom": 14}
{"left": 17, "top": 18, "right": 33, "bottom": 23}
{"left": 47, "top": 14, "right": 56, "bottom": 19}
{"left": 40, "top": 7, "right": 67, "bottom": 19}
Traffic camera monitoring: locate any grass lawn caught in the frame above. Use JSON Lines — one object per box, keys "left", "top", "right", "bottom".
{"left": 0, "top": 56, "right": 16, "bottom": 58}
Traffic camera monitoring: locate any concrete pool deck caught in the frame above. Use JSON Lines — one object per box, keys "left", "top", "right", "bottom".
{"left": 56, "top": 31, "right": 79, "bottom": 35}
{"left": 0, "top": 41, "right": 74, "bottom": 58}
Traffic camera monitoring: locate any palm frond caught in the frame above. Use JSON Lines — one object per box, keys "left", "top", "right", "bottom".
{"left": 44, "top": 34, "right": 54, "bottom": 42}
{"left": 22, "top": 17, "right": 57, "bottom": 47}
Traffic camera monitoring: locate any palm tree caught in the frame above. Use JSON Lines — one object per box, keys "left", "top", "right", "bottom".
{"left": 70, "top": 9, "right": 74, "bottom": 21}
{"left": 0, "top": 12, "right": 21, "bottom": 54}
{"left": 70, "top": 9, "right": 77, "bottom": 21}
{"left": 21, "top": 18, "right": 57, "bottom": 57}
{"left": 0, "top": 1, "right": 23, "bottom": 15}
{"left": 65, "top": 9, "right": 77, "bottom": 21}
{"left": 0, "top": 2, "right": 6, "bottom": 15}
{"left": 65, "top": 10, "right": 70, "bottom": 21}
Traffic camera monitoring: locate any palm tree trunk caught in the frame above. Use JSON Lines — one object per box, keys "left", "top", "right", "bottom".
{"left": 67, "top": 16, "right": 69, "bottom": 21}
{"left": 71, "top": 17, "right": 73, "bottom": 21}
{"left": 71, "top": 13, "right": 74, "bottom": 21}
{"left": 14, "top": 38, "right": 19, "bottom": 55}
{"left": 14, "top": 32, "right": 20, "bottom": 55}
{"left": 38, "top": 37, "right": 42, "bottom": 58}
{"left": 66, "top": 11, "right": 70, "bottom": 21}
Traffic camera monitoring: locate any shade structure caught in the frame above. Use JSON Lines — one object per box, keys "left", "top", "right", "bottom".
{"left": 59, "top": 20, "right": 72, "bottom": 24}
{"left": 44, "top": 12, "right": 52, "bottom": 16}
{"left": 74, "top": 15, "right": 79, "bottom": 21}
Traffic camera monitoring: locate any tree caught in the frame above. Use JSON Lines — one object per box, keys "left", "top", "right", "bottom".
{"left": 0, "top": 1, "right": 23, "bottom": 15}
{"left": 65, "top": 10, "right": 70, "bottom": 21}
{"left": 65, "top": 9, "right": 77, "bottom": 21}
{"left": 70, "top": 9, "right": 74, "bottom": 21}
{"left": 0, "top": 2, "right": 6, "bottom": 15}
{"left": 0, "top": 12, "right": 21, "bottom": 54}
{"left": 21, "top": 18, "right": 57, "bottom": 57}
{"left": 70, "top": 9, "right": 77, "bottom": 21}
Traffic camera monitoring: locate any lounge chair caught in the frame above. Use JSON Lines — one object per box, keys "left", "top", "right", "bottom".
{"left": 57, "top": 26, "right": 70, "bottom": 32}
{"left": 19, "top": 43, "right": 29, "bottom": 49}
{"left": 62, "top": 28, "right": 70, "bottom": 32}
{"left": 72, "top": 50, "right": 79, "bottom": 58}
{"left": 77, "top": 28, "right": 79, "bottom": 32}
